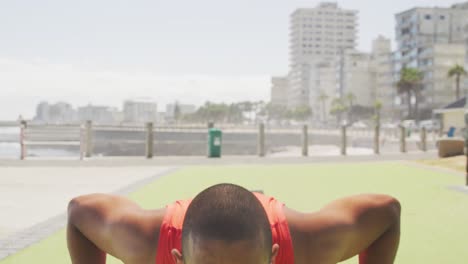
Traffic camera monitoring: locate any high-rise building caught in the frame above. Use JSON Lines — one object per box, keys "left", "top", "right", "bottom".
{"left": 309, "top": 43, "right": 392, "bottom": 122}
{"left": 308, "top": 46, "right": 391, "bottom": 122}
{"left": 394, "top": 3, "right": 468, "bottom": 116}
{"left": 77, "top": 104, "right": 122, "bottom": 124}
{"left": 308, "top": 61, "right": 338, "bottom": 122}
{"left": 165, "top": 103, "right": 197, "bottom": 119}
{"left": 371, "top": 36, "right": 395, "bottom": 117}
{"left": 34, "top": 101, "right": 76, "bottom": 124}
{"left": 123, "top": 98, "right": 158, "bottom": 123}
{"left": 288, "top": 2, "right": 358, "bottom": 109}
{"left": 420, "top": 43, "right": 466, "bottom": 104}
{"left": 35, "top": 102, "right": 50, "bottom": 123}
{"left": 343, "top": 50, "right": 376, "bottom": 107}
{"left": 270, "top": 77, "right": 288, "bottom": 106}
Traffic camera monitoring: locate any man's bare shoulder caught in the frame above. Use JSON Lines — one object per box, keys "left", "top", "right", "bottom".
{"left": 283, "top": 206, "right": 337, "bottom": 264}
{"left": 68, "top": 193, "right": 167, "bottom": 262}
{"left": 283, "top": 194, "right": 401, "bottom": 264}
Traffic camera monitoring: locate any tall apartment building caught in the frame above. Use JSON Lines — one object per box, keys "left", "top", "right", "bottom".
{"left": 394, "top": 3, "right": 468, "bottom": 115}
{"left": 308, "top": 44, "right": 392, "bottom": 122}
{"left": 308, "top": 37, "right": 393, "bottom": 122}
{"left": 420, "top": 43, "right": 466, "bottom": 105}
{"left": 77, "top": 104, "right": 123, "bottom": 124}
{"left": 288, "top": 2, "right": 358, "bottom": 109}
{"left": 270, "top": 76, "right": 288, "bottom": 106}
{"left": 343, "top": 50, "right": 376, "bottom": 107}
{"left": 34, "top": 101, "right": 76, "bottom": 124}
{"left": 371, "top": 36, "right": 395, "bottom": 117}
{"left": 35, "top": 102, "right": 51, "bottom": 123}
{"left": 308, "top": 61, "right": 338, "bottom": 122}
{"left": 165, "top": 103, "right": 197, "bottom": 119}
{"left": 123, "top": 98, "right": 158, "bottom": 123}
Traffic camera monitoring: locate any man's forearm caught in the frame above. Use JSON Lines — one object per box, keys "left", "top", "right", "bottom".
{"left": 67, "top": 222, "right": 106, "bottom": 264}
{"left": 358, "top": 220, "right": 400, "bottom": 264}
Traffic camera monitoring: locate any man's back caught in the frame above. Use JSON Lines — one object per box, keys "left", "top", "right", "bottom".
{"left": 67, "top": 189, "right": 400, "bottom": 264}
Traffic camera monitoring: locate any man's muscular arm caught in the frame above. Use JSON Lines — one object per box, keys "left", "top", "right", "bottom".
{"left": 298, "top": 194, "right": 401, "bottom": 264}
{"left": 67, "top": 194, "right": 161, "bottom": 264}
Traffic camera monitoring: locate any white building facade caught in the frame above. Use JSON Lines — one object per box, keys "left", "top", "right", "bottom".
{"left": 288, "top": 2, "right": 358, "bottom": 109}
{"left": 371, "top": 36, "right": 395, "bottom": 117}
{"left": 270, "top": 76, "right": 289, "bottom": 106}
{"left": 123, "top": 99, "right": 158, "bottom": 123}
{"left": 394, "top": 3, "right": 468, "bottom": 117}
{"left": 165, "top": 103, "right": 197, "bottom": 119}
{"left": 77, "top": 104, "right": 122, "bottom": 124}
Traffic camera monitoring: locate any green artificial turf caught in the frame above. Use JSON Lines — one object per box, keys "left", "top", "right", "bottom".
{"left": 2, "top": 162, "right": 467, "bottom": 263}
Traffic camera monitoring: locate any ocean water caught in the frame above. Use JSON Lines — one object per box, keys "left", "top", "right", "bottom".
{"left": 0, "top": 127, "right": 20, "bottom": 158}
{"left": 0, "top": 143, "right": 78, "bottom": 158}
{"left": 0, "top": 127, "right": 77, "bottom": 158}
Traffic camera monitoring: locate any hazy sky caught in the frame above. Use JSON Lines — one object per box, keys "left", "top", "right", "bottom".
{"left": 0, "top": 0, "right": 463, "bottom": 119}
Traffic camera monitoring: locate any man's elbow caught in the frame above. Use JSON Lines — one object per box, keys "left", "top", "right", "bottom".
{"left": 366, "top": 194, "right": 401, "bottom": 224}
{"left": 385, "top": 196, "right": 401, "bottom": 222}
{"left": 67, "top": 194, "right": 97, "bottom": 225}
{"left": 376, "top": 195, "right": 401, "bottom": 227}
{"left": 67, "top": 197, "right": 83, "bottom": 225}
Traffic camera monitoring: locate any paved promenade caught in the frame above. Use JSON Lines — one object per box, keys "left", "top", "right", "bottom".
{"left": 0, "top": 166, "right": 176, "bottom": 259}
{"left": 0, "top": 151, "right": 438, "bottom": 167}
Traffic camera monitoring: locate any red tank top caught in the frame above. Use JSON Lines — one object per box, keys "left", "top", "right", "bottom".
{"left": 155, "top": 193, "right": 295, "bottom": 264}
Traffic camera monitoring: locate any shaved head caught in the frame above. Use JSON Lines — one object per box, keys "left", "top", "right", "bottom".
{"left": 181, "top": 184, "right": 272, "bottom": 263}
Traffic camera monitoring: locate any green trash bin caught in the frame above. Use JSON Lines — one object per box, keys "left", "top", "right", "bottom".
{"left": 208, "top": 128, "right": 222, "bottom": 158}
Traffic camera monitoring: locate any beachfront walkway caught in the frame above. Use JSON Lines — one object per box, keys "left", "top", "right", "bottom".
{"left": 0, "top": 166, "right": 175, "bottom": 259}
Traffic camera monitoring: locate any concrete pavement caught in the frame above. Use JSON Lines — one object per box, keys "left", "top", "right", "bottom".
{"left": 0, "top": 166, "right": 176, "bottom": 260}
{"left": 0, "top": 151, "right": 438, "bottom": 167}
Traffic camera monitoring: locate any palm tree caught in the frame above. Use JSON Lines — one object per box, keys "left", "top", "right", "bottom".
{"left": 330, "top": 98, "right": 348, "bottom": 126}
{"left": 345, "top": 92, "right": 356, "bottom": 107}
{"left": 318, "top": 91, "right": 329, "bottom": 122}
{"left": 397, "top": 67, "right": 423, "bottom": 120}
{"left": 374, "top": 100, "right": 382, "bottom": 126}
{"left": 173, "top": 101, "right": 181, "bottom": 123}
{"left": 448, "top": 64, "right": 467, "bottom": 100}
{"left": 345, "top": 92, "right": 356, "bottom": 122}
{"left": 239, "top": 101, "right": 253, "bottom": 123}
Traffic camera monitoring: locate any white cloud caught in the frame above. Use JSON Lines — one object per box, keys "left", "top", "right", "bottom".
{"left": 0, "top": 58, "right": 270, "bottom": 120}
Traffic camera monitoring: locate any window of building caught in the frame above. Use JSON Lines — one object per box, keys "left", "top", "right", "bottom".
{"left": 425, "top": 14, "right": 431, "bottom": 20}
{"left": 440, "top": 15, "right": 445, "bottom": 20}
{"left": 425, "top": 71, "right": 433, "bottom": 80}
